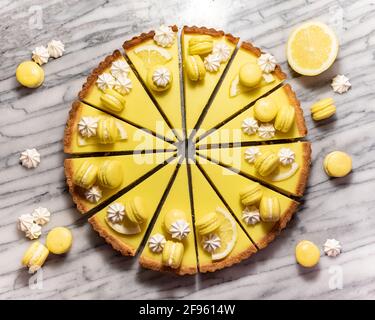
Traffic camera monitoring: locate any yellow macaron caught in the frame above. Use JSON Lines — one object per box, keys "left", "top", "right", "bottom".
{"left": 295, "top": 240, "right": 320, "bottom": 268}
{"left": 126, "top": 197, "right": 146, "bottom": 225}
{"left": 195, "top": 211, "right": 220, "bottom": 236}
{"left": 147, "top": 65, "right": 173, "bottom": 92}
{"left": 74, "top": 160, "right": 98, "bottom": 189}
{"left": 16, "top": 61, "right": 45, "bottom": 88}
{"left": 188, "top": 35, "right": 213, "bottom": 56}
{"left": 253, "top": 97, "right": 279, "bottom": 122}
{"left": 97, "top": 117, "right": 118, "bottom": 144}
{"left": 259, "top": 196, "right": 280, "bottom": 222}
{"left": 310, "top": 98, "right": 336, "bottom": 121}
{"left": 46, "top": 227, "right": 73, "bottom": 255}
{"left": 162, "top": 240, "right": 184, "bottom": 269}
{"left": 185, "top": 55, "right": 206, "bottom": 81}
{"left": 239, "top": 62, "right": 263, "bottom": 88}
{"left": 163, "top": 209, "right": 187, "bottom": 232}
{"left": 100, "top": 88, "right": 126, "bottom": 113}
{"left": 254, "top": 151, "right": 280, "bottom": 177}
{"left": 274, "top": 104, "right": 296, "bottom": 133}
{"left": 240, "top": 183, "right": 263, "bottom": 206}
{"left": 22, "top": 241, "right": 49, "bottom": 273}
{"left": 97, "top": 160, "right": 123, "bottom": 189}
{"left": 323, "top": 151, "right": 352, "bottom": 178}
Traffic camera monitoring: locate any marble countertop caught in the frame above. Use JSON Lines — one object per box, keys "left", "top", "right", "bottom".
{"left": 1, "top": 0, "right": 375, "bottom": 300}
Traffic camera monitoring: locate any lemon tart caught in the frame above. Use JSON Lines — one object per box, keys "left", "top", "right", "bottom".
{"left": 181, "top": 26, "right": 239, "bottom": 133}
{"left": 197, "top": 141, "right": 311, "bottom": 197}
{"left": 78, "top": 50, "right": 176, "bottom": 142}
{"left": 139, "top": 162, "right": 197, "bottom": 275}
{"left": 197, "top": 42, "right": 286, "bottom": 137}
{"left": 88, "top": 157, "right": 179, "bottom": 256}
{"left": 65, "top": 152, "right": 175, "bottom": 213}
{"left": 123, "top": 26, "right": 183, "bottom": 139}
{"left": 64, "top": 101, "right": 176, "bottom": 154}
{"left": 196, "top": 84, "right": 307, "bottom": 147}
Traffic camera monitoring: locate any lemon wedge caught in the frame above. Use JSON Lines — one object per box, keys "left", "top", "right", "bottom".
{"left": 211, "top": 207, "right": 237, "bottom": 261}
{"left": 134, "top": 45, "right": 172, "bottom": 67}
{"left": 287, "top": 21, "right": 339, "bottom": 76}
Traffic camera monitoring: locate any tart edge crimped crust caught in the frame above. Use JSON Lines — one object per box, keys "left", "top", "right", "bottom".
{"left": 88, "top": 215, "right": 137, "bottom": 256}
{"left": 78, "top": 50, "right": 123, "bottom": 100}
{"left": 295, "top": 141, "right": 312, "bottom": 197}
{"left": 241, "top": 41, "right": 287, "bottom": 81}
{"left": 139, "top": 255, "right": 198, "bottom": 276}
{"left": 63, "top": 100, "right": 82, "bottom": 154}
{"left": 182, "top": 25, "right": 240, "bottom": 45}
{"left": 122, "top": 25, "right": 178, "bottom": 50}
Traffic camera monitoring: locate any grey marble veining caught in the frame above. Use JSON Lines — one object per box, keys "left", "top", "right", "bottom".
{"left": 1, "top": 0, "right": 375, "bottom": 300}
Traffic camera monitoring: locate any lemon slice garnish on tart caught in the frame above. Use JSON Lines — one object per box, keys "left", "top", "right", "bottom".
{"left": 286, "top": 21, "right": 338, "bottom": 76}
{"left": 211, "top": 207, "right": 237, "bottom": 261}
{"left": 105, "top": 217, "right": 141, "bottom": 235}
{"left": 134, "top": 45, "right": 172, "bottom": 67}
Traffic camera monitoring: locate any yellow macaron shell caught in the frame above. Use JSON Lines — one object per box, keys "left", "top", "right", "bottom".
{"left": 274, "top": 104, "right": 296, "bottom": 133}
{"left": 100, "top": 89, "right": 126, "bottom": 113}
{"left": 97, "top": 160, "right": 123, "bottom": 189}
{"left": 126, "top": 197, "right": 146, "bottom": 225}
{"left": 195, "top": 211, "right": 220, "bottom": 236}
{"left": 147, "top": 65, "right": 173, "bottom": 92}
{"left": 163, "top": 209, "right": 187, "bottom": 232}
{"left": 22, "top": 241, "right": 49, "bottom": 272}
{"left": 188, "top": 35, "right": 213, "bottom": 56}
{"left": 259, "top": 196, "right": 280, "bottom": 222}
{"left": 295, "top": 240, "right": 320, "bottom": 268}
{"left": 46, "top": 227, "right": 73, "bottom": 254}
{"left": 162, "top": 240, "right": 184, "bottom": 269}
{"left": 186, "top": 55, "right": 206, "bottom": 81}
{"left": 324, "top": 151, "right": 352, "bottom": 177}
{"left": 240, "top": 183, "right": 263, "bottom": 206}
{"left": 16, "top": 61, "right": 45, "bottom": 88}
{"left": 253, "top": 97, "right": 279, "bottom": 122}
{"left": 239, "top": 62, "right": 263, "bottom": 88}
{"left": 254, "top": 151, "right": 280, "bottom": 177}
{"left": 74, "top": 161, "right": 98, "bottom": 189}
{"left": 310, "top": 97, "right": 336, "bottom": 121}
{"left": 97, "top": 117, "right": 118, "bottom": 144}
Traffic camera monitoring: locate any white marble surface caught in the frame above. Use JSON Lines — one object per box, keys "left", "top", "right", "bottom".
{"left": 1, "top": 0, "right": 375, "bottom": 300}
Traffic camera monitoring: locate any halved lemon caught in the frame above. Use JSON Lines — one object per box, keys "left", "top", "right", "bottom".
{"left": 134, "top": 45, "right": 172, "bottom": 68}
{"left": 287, "top": 21, "right": 339, "bottom": 76}
{"left": 211, "top": 207, "right": 237, "bottom": 261}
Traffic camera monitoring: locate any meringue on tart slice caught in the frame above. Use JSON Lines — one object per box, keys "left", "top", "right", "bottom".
{"left": 78, "top": 50, "right": 176, "bottom": 142}
{"left": 190, "top": 164, "right": 256, "bottom": 272}
{"left": 64, "top": 101, "right": 176, "bottom": 154}
{"left": 64, "top": 151, "right": 176, "bottom": 214}
{"left": 88, "top": 157, "right": 179, "bottom": 256}
{"left": 197, "top": 141, "right": 311, "bottom": 197}
{"left": 196, "top": 157, "right": 299, "bottom": 249}
{"left": 123, "top": 26, "right": 183, "bottom": 138}
{"left": 197, "top": 42, "right": 286, "bottom": 138}
{"left": 139, "top": 162, "right": 197, "bottom": 275}
{"left": 181, "top": 26, "right": 239, "bottom": 133}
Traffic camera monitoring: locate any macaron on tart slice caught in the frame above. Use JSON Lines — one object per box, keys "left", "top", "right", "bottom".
{"left": 197, "top": 141, "right": 311, "bottom": 197}
{"left": 196, "top": 157, "right": 299, "bottom": 249}
{"left": 64, "top": 151, "right": 176, "bottom": 213}
{"left": 139, "top": 162, "right": 197, "bottom": 275}
{"left": 64, "top": 101, "right": 176, "bottom": 154}
{"left": 78, "top": 50, "right": 176, "bottom": 142}
{"left": 197, "top": 41, "right": 286, "bottom": 136}
{"left": 190, "top": 165, "right": 256, "bottom": 272}
{"left": 196, "top": 84, "right": 307, "bottom": 147}
{"left": 89, "top": 157, "right": 179, "bottom": 256}
{"left": 181, "top": 26, "right": 239, "bottom": 132}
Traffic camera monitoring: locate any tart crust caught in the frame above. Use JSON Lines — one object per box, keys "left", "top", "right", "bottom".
{"left": 295, "top": 141, "right": 312, "bottom": 197}
{"left": 63, "top": 101, "right": 82, "bottom": 154}
{"left": 182, "top": 25, "right": 239, "bottom": 45}
{"left": 139, "top": 255, "right": 197, "bottom": 276}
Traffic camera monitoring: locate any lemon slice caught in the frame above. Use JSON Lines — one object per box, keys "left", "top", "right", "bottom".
{"left": 134, "top": 45, "right": 172, "bottom": 67}
{"left": 105, "top": 217, "right": 141, "bottom": 235}
{"left": 211, "top": 207, "right": 237, "bottom": 261}
{"left": 287, "top": 21, "right": 339, "bottom": 76}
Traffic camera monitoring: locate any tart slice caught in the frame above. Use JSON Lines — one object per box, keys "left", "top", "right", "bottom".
{"left": 139, "top": 162, "right": 197, "bottom": 275}
{"left": 196, "top": 157, "right": 299, "bottom": 249}
{"left": 64, "top": 101, "right": 176, "bottom": 154}
{"left": 64, "top": 151, "right": 175, "bottom": 214}
{"left": 197, "top": 141, "right": 311, "bottom": 197}
{"left": 88, "top": 157, "right": 179, "bottom": 256}
{"left": 196, "top": 84, "right": 307, "bottom": 147}
{"left": 123, "top": 26, "right": 183, "bottom": 137}
{"left": 197, "top": 42, "right": 286, "bottom": 136}
{"left": 181, "top": 26, "right": 239, "bottom": 132}
{"left": 190, "top": 165, "right": 257, "bottom": 272}
{"left": 78, "top": 50, "right": 176, "bottom": 142}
